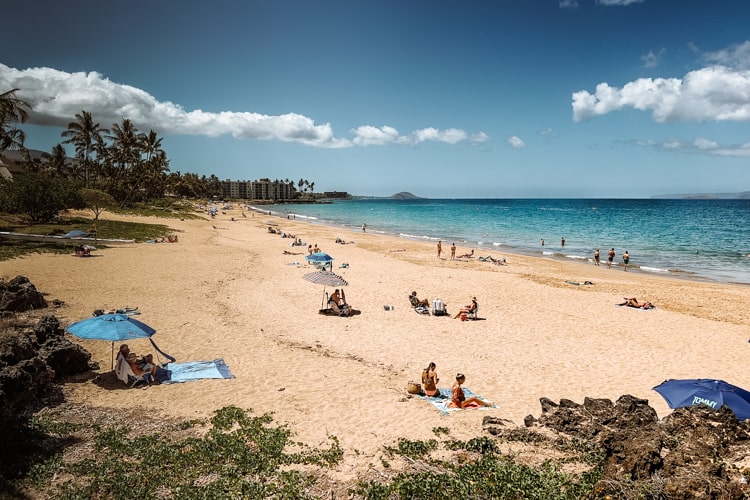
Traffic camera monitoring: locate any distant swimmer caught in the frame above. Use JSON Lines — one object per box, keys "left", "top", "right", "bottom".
{"left": 561, "top": 236, "right": 565, "bottom": 247}
{"left": 541, "top": 238, "right": 544, "bottom": 246}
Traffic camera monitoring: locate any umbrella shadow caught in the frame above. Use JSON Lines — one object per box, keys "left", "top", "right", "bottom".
{"left": 91, "top": 371, "right": 140, "bottom": 391}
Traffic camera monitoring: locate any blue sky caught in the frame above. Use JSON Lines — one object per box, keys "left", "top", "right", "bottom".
{"left": 2, "top": 0, "right": 750, "bottom": 198}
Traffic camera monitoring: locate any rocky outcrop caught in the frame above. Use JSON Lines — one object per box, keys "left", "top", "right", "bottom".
{"left": 0, "top": 315, "right": 92, "bottom": 421}
{"left": 485, "top": 395, "right": 750, "bottom": 498}
{"left": 0, "top": 276, "right": 92, "bottom": 423}
{"left": 0, "top": 276, "right": 47, "bottom": 312}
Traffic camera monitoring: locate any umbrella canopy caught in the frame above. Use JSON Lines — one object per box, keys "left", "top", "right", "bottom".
{"left": 67, "top": 313, "right": 156, "bottom": 341}
{"left": 305, "top": 252, "right": 333, "bottom": 264}
{"left": 653, "top": 378, "right": 750, "bottom": 421}
{"left": 67, "top": 314, "right": 157, "bottom": 369}
{"left": 303, "top": 270, "right": 348, "bottom": 287}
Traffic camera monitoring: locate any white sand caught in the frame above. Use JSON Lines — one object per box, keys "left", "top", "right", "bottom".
{"left": 3, "top": 207, "right": 749, "bottom": 477}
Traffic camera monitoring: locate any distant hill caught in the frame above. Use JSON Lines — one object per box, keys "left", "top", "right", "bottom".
{"left": 352, "top": 192, "right": 424, "bottom": 200}
{"left": 651, "top": 192, "right": 750, "bottom": 200}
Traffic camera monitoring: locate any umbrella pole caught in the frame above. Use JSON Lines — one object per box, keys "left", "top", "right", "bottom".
{"left": 111, "top": 341, "right": 115, "bottom": 370}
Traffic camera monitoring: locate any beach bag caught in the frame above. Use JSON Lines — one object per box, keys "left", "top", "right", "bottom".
{"left": 406, "top": 381, "right": 422, "bottom": 394}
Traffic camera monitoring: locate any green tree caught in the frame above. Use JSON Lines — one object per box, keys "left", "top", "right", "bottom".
{"left": 0, "top": 88, "right": 30, "bottom": 154}
{"left": 81, "top": 188, "right": 115, "bottom": 241}
{"left": 61, "top": 110, "right": 109, "bottom": 188}
{"left": 0, "top": 173, "right": 81, "bottom": 223}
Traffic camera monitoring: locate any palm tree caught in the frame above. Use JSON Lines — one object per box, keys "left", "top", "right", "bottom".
{"left": 0, "top": 88, "right": 30, "bottom": 153}
{"left": 106, "top": 118, "right": 141, "bottom": 200}
{"left": 61, "top": 110, "right": 109, "bottom": 188}
{"left": 45, "top": 144, "right": 69, "bottom": 177}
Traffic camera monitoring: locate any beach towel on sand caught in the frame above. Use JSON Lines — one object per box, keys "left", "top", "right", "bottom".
{"left": 157, "top": 359, "right": 234, "bottom": 384}
{"left": 416, "top": 387, "right": 496, "bottom": 415}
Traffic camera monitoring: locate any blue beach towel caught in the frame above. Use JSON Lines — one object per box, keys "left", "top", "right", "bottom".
{"left": 416, "top": 387, "right": 496, "bottom": 415}
{"left": 157, "top": 359, "right": 235, "bottom": 384}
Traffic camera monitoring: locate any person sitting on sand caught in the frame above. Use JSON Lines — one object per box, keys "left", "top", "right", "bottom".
{"left": 117, "top": 344, "right": 158, "bottom": 382}
{"left": 329, "top": 289, "right": 343, "bottom": 313}
{"left": 448, "top": 373, "right": 492, "bottom": 408}
{"left": 422, "top": 362, "right": 439, "bottom": 397}
{"left": 454, "top": 297, "right": 478, "bottom": 319}
{"left": 457, "top": 249, "right": 475, "bottom": 259}
{"left": 619, "top": 297, "right": 655, "bottom": 309}
{"left": 409, "top": 291, "right": 429, "bottom": 308}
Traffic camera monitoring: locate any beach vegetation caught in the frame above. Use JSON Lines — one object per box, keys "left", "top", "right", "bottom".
{"left": 0, "top": 213, "right": 177, "bottom": 260}
{"left": 12, "top": 405, "right": 343, "bottom": 499}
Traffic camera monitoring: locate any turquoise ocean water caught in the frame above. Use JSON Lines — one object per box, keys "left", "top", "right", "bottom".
{"left": 257, "top": 199, "right": 750, "bottom": 285}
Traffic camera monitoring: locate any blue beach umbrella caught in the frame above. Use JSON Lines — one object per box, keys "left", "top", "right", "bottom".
{"left": 67, "top": 314, "right": 158, "bottom": 369}
{"left": 653, "top": 378, "right": 750, "bottom": 421}
{"left": 305, "top": 252, "right": 334, "bottom": 270}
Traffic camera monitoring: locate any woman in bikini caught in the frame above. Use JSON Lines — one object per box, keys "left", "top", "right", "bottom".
{"left": 449, "top": 373, "right": 493, "bottom": 408}
{"left": 422, "top": 362, "right": 439, "bottom": 396}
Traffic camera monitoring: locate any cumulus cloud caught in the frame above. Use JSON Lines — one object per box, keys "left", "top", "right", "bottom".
{"left": 559, "top": 0, "right": 578, "bottom": 9}
{"left": 572, "top": 65, "right": 750, "bottom": 122}
{"left": 0, "top": 64, "right": 487, "bottom": 149}
{"left": 507, "top": 136, "right": 526, "bottom": 149}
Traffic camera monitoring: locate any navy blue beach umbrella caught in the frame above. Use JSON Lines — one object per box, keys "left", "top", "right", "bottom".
{"left": 67, "top": 313, "right": 160, "bottom": 369}
{"left": 653, "top": 378, "right": 750, "bottom": 421}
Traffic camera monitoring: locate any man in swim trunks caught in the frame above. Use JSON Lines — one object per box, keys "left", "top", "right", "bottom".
{"left": 607, "top": 248, "right": 615, "bottom": 269}
{"left": 622, "top": 250, "right": 630, "bottom": 271}
{"left": 594, "top": 249, "right": 600, "bottom": 266}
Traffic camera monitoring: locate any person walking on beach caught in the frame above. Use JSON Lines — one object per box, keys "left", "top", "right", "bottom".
{"left": 437, "top": 240, "right": 442, "bottom": 258}
{"left": 607, "top": 248, "right": 615, "bottom": 269}
{"left": 450, "top": 243, "right": 456, "bottom": 260}
{"left": 362, "top": 222, "right": 366, "bottom": 232}
{"left": 622, "top": 250, "right": 630, "bottom": 271}
{"left": 593, "top": 249, "right": 600, "bottom": 266}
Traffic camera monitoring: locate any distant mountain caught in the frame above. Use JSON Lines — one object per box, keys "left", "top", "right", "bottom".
{"left": 351, "top": 191, "right": 425, "bottom": 200}
{"left": 651, "top": 192, "right": 750, "bottom": 200}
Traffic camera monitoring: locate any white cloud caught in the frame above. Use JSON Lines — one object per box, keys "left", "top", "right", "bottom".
{"left": 559, "top": 0, "right": 578, "bottom": 9}
{"left": 596, "top": 0, "right": 644, "bottom": 5}
{"left": 641, "top": 48, "right": 665, "bottom": 68}
{"left": 693, "top": 137, "right": 718, "bottom": 150}
{"left": 572, "top": 65, "right": 750, "bottom": 122}
{"left": 507, "top": 136, "right": 526, "bottom": 149}
{"left": 638, "top": 137, "right": 750, "bottom": 156}
{"left": 0, "top": 64, "right": 486, "bottom": 149}
{"left": 704, "top": 40, "right": 750, "bottom": 70}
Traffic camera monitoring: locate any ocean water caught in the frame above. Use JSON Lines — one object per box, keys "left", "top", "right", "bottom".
{"left": 256, "top": 199, "right": 750, "bottom": 285}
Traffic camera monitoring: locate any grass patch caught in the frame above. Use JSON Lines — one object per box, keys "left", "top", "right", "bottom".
{"left": 13, "top": 406, "right": 343, "bottom": 499}
{"left": 354, "top": 435, "right": 604, "bottom": 499}
{"left": 0, "top": 213, "right": 183, "bottom": 261}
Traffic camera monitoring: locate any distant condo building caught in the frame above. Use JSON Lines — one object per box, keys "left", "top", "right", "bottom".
{"left": 221, "top": 178, "right": 297, "bottom": 201}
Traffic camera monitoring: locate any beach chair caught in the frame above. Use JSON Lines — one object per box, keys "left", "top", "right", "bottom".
{"left": 114, "top": 354, "right": 152, "bottom": 387}
{"left": 432, "top": 298, "right": 448, "bottom": 316}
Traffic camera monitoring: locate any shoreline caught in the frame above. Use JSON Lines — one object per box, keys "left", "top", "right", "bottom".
{"left": 254, "top": 204, "right": 750, "bottom": 288}
{"left": 2, "top": 206, "right": 749, "bottom": 479}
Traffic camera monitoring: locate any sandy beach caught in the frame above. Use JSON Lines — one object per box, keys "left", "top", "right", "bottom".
{"left": 3, "top": 207, "right": 750, "bottom": 478}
